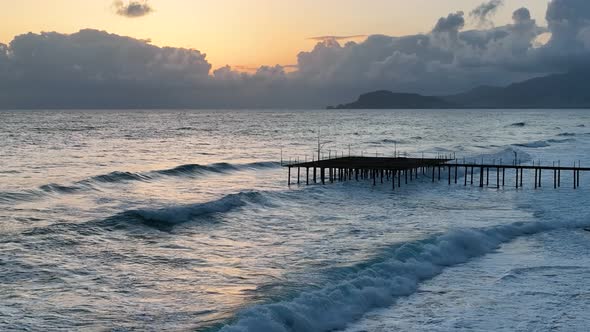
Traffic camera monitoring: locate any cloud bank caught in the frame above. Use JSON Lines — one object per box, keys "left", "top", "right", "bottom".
{"left": 1, "top": 0, "right": 590, "bottom": 108}
{"left": 114, "top": 1, "right": 153, "bottom": 18}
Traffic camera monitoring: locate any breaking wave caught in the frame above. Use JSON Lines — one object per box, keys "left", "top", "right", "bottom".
{"left": 219, "top": 218, "right": 590, "bottom": 332}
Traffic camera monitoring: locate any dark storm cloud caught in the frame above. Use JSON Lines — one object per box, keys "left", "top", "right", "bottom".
{"left": 545, "top": 0, "right": 590, "bottom": 51}
{"left": 1, "top": 0, "right": 590, "bottom": 109}
{"left": 114, "top": 1, "right": 153, "bottom": 18}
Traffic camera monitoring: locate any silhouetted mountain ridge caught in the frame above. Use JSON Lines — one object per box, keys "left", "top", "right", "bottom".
{"left": 327, "top": 90, "right": 457, "bottom": 109}
{"left": 329, "top": 71, "right": 590, "bottom": 109}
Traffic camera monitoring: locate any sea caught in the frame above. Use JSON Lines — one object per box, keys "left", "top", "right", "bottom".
{"left": 1, "top": 109, "right": 590, "bottom": 332}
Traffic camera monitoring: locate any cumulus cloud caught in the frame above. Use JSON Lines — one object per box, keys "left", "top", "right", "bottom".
{"left": 1, "top": 0, "right": 590, "bottom": 109}
{"left": 512, "top": 7, "right": 531, "bottom": 24}
{"left": 433, "top": 11, "right": 465, "bottom": 35}
{"left": 470, "top": 0, "right": 504, "bottom": 27}
{"left": 114, "top": 1, "right": 153, "bottom": 18}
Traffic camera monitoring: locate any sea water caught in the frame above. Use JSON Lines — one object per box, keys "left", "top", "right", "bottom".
{"left": 1, "top": 109, "right": 589, "bottom": 331}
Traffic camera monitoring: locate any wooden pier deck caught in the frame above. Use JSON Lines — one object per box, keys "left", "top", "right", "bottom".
{"left": 284, "top": 156, "right": 588, "bottom": 190}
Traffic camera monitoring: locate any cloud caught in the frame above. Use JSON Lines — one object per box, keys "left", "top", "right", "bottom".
{"left": 0, "top": 29, "right": 211, "bottom": 108}
{"left": 114, "top": 1, "right": 153, "bottom": 18}
{"left": 545, "top": 0, "right": 590, "bottom": 49}
{"left": 1, "top": 0, "right": 590, "bottom": 109}
{"left": 470, "top": 0, "right": 504, "bottom": 27}
{"left": 512, "top": 7, "right": 532, "bottom": 24}
{"left": 308, "top": 35, "right": 368, "bottom": 42}
{"left": 432, "top": 11, "right": 465, "bottom": 35}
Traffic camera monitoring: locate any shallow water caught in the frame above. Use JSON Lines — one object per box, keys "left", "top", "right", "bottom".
{"left": 1, "top": 109, "right": 590, "bottom": 331}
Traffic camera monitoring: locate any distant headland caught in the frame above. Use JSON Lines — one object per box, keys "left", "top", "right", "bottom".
{"left": 328, "top": 70, "right": 590, "bottom": 109}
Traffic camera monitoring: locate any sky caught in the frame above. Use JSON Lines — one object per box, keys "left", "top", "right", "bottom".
{"left": 1, "top": 0, "right": 589, "bottom": 109}
{"left": 0, "top": 0, "right": 549, "bottom": 69}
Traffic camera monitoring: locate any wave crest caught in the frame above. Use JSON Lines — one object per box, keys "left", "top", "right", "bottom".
{"left": 0, "top": 162, "right": 279, "bottom": 204}
{"left": 115, "top": 191, "right": 269, "bottom": 230}
{"left": 220, "top": 219, "right": 589, "bottom": 332}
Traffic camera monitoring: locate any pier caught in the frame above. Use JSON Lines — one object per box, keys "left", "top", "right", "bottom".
{"left": 284, "top": 156, "right": 588, "bottom": 190}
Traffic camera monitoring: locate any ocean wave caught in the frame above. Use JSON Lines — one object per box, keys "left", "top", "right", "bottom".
{"left": 106, "top": 191, "right": 270, "bottom": 231}
{"left": 219, "top": 219, "right": 590, "bottom": 332}
{"left": 88, "top": 171, "right": 153, "bottom": 183}
{"left": 547, "top": 138, "right": 576, "bottom": 144}
{"left": 366, "top": 139, "right": 407, "bottom": 145}
{"left": 464, "top": 147, "right": 532, "bottom": 165}
{"left": 513, "top": 141, "right": 551, "bottom": 148}
{"left": 156, "top": 162, "right": 277, "bottom": 177}
{"left": 0, "top": 162, "right": 279, "bottom": 204}
{"left": 509, "top": 122, "right": 526, "bottom": 127}
{"left": 557, "top": 132, "right": 576, "bottom": 137}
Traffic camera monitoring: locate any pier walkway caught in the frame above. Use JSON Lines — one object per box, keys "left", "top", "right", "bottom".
{"left": 284, "top": 156, "right": 587, "bottom": 189}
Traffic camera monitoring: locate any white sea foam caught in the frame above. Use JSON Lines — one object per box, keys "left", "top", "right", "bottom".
{"left": 221, "top": 218, "right": 589, "bottom": 332}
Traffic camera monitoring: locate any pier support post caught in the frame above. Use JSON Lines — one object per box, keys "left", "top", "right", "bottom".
{"left": 574, "top": 167, "right": 577, "bottom": 189}
{"left": 448, "top": 166, "right": 451, "bottom": 185}
{"left": 306, "top": 168, "right": 309, "bottom": 185}
{"left": 288, "top": 167, "right": 291, "bottom": 186}
{"left": 321, "top": 168, "right": 325, "bottom": 185}
{"left": 502, "top": 168, "right": 505, "bottom": 187}
{"left": 297, "top": 167, "right": 300, "bottom": 185}
{"left": 516, "top": 168, "right": 519, "bottom": 188}
{"left": 534, "top": 168, "right": 538, "bottom": 189}
{"left": 497, "top": 167, "right": 500, "bottom": 188}
{"left": 432, "top": 166, "right": 435, "bottom": 182}
{"left": 471, "top": 167, "right": 474, "bottom": 185}
{"left": 313, "top": 167, "right": 317, "bottom": 183}
{"left": 405, "top": 170, "right": 408, "bottom": 184}
{"left": 455, "top": 166, "right": 458, "bottom": 184}
{"left": 464, "top": 166, "right": 468, "bottom": 186}
{"left": 392, "top": 170, "right": 396, "bottom": 190}
{"left": 480, "top": 167, "right": 484, "bottom": 187}
{"left": 486, "top": 168, "right": 489, "bottom": 186}
{"left": 539, "top": 169, "right": 542, "bottom": 188}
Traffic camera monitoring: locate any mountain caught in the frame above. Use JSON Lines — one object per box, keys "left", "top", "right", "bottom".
{"left": 445, "top": 71, "right": 590, "bottom": 108}
{"left": 329, "top": 70, "right": 590, "bottom": 109}
{"left": 327, "top": 90, "right": 457, "bottom": 109}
